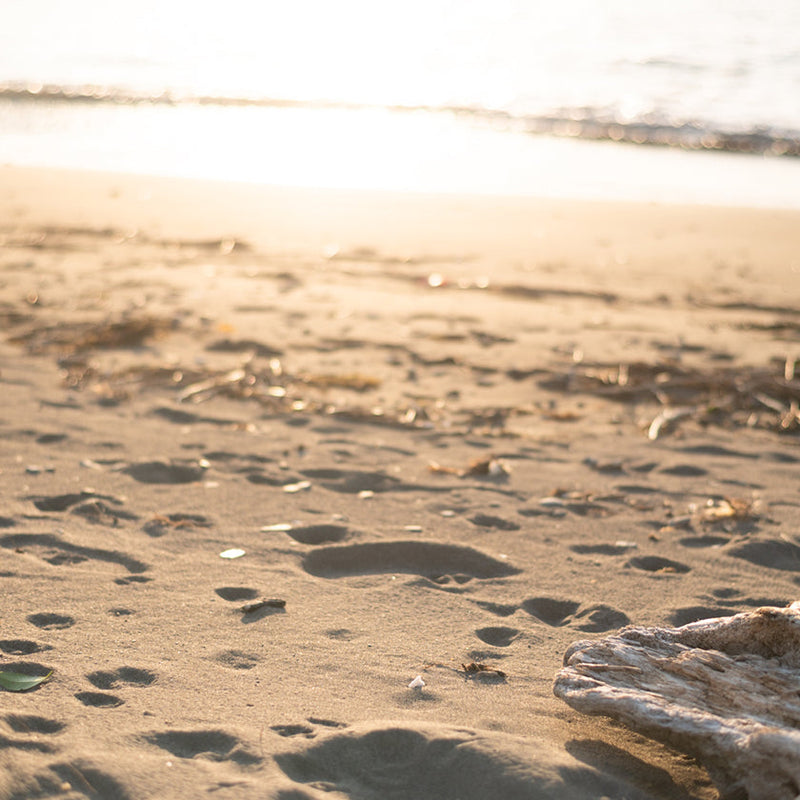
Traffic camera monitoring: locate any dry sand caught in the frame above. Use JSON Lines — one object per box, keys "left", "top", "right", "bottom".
{"left": 1, "top": 164, "right": 799, "bottom": 799}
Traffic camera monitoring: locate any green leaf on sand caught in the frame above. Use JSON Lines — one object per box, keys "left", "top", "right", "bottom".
{"left": 0, "top": 670, "right": 52, "bottom": 692}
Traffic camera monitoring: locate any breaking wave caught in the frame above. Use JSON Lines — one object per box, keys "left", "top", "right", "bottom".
{"left": 3, "top": 81, "right": 798, "bottom": 159}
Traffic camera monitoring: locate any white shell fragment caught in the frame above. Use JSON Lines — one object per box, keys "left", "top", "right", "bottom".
{"left": 282, "top": 480, "right": 311, "bottom": 493}
{"left": 553, "top": 602, "right": 800, "bottom": 800}
{"left": 408, "top": 675, "right": 426, "bottom": 689}
{"left": 219, "top": 548, "right": 246, "bottom": 559}
{"left": 646, "top": 405, "right": 693, "bottom": 440}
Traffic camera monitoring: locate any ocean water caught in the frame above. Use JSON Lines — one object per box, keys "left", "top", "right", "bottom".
{"left": 2, "top": 0, "right": 800, "bottom": 206}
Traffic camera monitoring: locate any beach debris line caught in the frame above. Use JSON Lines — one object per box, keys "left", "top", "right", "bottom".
{"left": 0, "top": 670, "right": 52, "bottom": 692}
{"left": 537, "top": 357, "right": 800, "bottom": 436}
{"left": 554, "top": 602, "right": 800, "bottom": 800}
{"left": 55, "top": 354, "right": 444, "bottom": 429}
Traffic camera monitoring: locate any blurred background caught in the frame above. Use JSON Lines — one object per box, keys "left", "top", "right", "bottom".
{"left": 2, "top": 0, "right": 799, "bottom": 206}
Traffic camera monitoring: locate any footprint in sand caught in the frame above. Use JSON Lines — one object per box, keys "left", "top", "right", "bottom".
{"left": 284, "top": 524, "right": 352, "bottom": 545}
{"left": 4, "top": 714, "right": 66, "bottom": 735}
{"left": 726, "top": 538, "right": 800, "bottom": 571}
{"left": 521, "top": 598, "right": 580, "bottom": 626}
{"left": 25, "top": 490, "right": 121, "bottom": 512}
{"left": 114, "top": 575, "right": 153, "bottom": 586}
{"left": 0, "top": 638, "right": 51, "bottom": 654}
{"left": 121, "top": 460, "right": 206, "bottom": 484}
{"left": 711, "top": 591, "right": 788, "bottom": 608}
{"left": 74, "top": 692, "right": 125, "bottom": 708}
{"left": 679, "top": 534, "right": 729, "bottom": 548}
{"left": 273, "top": 722, "right": 656, "bottom": 800}
{"left": 212, "top": 650, "right": 262, "bottom": 670}
{"left": 271, "top": 718, "right": 348, "bottom": 739}
{"left": 299, "top": 468, "right": 449, "bottom": 495}
{"left": 299, "top": 468, "right": 402, "bottom": 494}
{"left": 570, "top": 543, "right": 637, "bottom": 556}
{"left": 659, "top": 464, "right": 708, "bottom": 477}
{"left": 214, "top": 587, "right": 260, "bottom": 601}
{"left": 35, "top": 433, "right": 68, "bottom": 444}
{"left": 469, "top": 513, "right": 521, "bottom": 532}
{"left": 521, "top": 598, "right": 629, "bottom": 632}
{"left": 767, "top": 450, "right": 799, "bottom": 463}
{"left": 27, "top": 612, "right": 75, "bottom": 630}
{"left": 143, "top": 729, "right": 261, "bottom": 766}
{"left": 1, "top": 533, "right": 148, "bottom": 575}
{"left": 48, "top": 764, "right": 131, "bottom": 800}
{"left": 302, "top": 541, "right": 520, "bottom": 581}
{"left": 473, "top": 601, "right": 518, "bottom": 617}
{"left": 86, "top": 666, "right": 157, "bottom": 690}
{"left": 271, "top": 724, "right": 316, "bottom": 738}
{"left": 474, "top": 626, "right": 521, "bottom": 647}
{"left": 626, "top": 555, "right": 691, "bottom": 574}
{"left": 246, "top": 470, "right": 303, "bottom": 487}
{"left": 203, "top": 450, "right": 273, "bottom": 466}
{"left": 571, "top": 605, "right": 630, "bottom": 632}
{"left": 680, "top": 444, "right": 758, "bottom": 460}
{"left": 71, "top": 500, "right": 139, "bottom": 526}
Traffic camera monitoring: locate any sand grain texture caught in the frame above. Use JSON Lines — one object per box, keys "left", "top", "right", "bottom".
{"left": 1, "top": 166, "right": 799, "bottom": 799}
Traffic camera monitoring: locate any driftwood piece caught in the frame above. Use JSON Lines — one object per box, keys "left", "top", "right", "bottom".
{"left": 553, "top": 603, "right": 800, "bottom": 800}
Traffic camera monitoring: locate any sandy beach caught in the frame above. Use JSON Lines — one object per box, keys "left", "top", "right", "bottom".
{"left": 1, "top": 164, "right": 799, "bottom": 799}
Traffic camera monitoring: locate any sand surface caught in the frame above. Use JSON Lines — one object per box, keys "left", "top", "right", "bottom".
{"left": 1, "top": 165, "right": 799, "bottom": 799}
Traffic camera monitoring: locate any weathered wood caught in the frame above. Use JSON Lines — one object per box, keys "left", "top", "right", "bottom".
{"left": 554, "top": 603, "right": 800, "bottom": 800}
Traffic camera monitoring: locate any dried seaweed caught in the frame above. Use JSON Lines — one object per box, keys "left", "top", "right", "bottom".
{"left": 299, "top": 373, "right": 381, "bottom": 392}
{"left": 537, "top": 358, "right": 800, "bottom": 436}
{"left": 57, "top": 358, "right": 442, "bottom": 430}
{"left": 10, "top": 316, "right": 175, "bottom": 355}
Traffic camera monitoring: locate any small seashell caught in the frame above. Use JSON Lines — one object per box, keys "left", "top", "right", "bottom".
{"left": 408, "top": 675, "right": 426, "bottom": 689}
{"left": 261, "top": 523, "right": 293, "bottom": 532}
{"left": 219, "top": 548, "right": 246, "bottom": 559}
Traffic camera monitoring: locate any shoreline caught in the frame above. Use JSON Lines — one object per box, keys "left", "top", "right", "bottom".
{"left": 5, "top": 96, "right": 800, "bottom": 209}
{"left": 1, "top": 164, "right": 799, "bottom": 799}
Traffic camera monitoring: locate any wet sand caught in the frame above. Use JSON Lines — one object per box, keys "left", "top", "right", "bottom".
{"left": 1, "top": 165, "right": 799, "bottom": 799}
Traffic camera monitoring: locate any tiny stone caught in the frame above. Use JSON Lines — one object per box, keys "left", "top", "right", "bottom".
{"left": 240, "top": 598, "right": 286, "bottom": 613}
